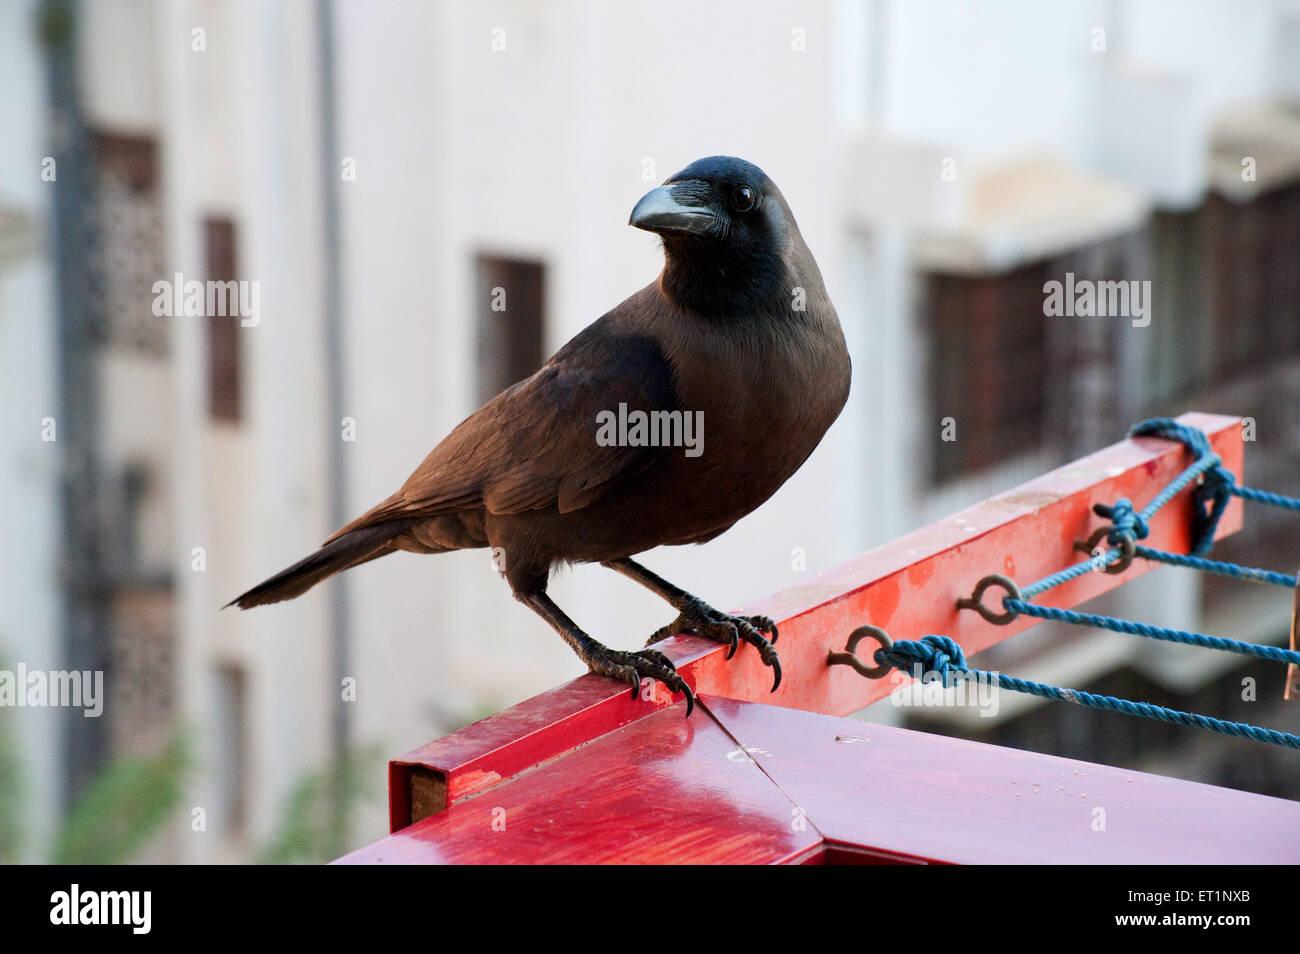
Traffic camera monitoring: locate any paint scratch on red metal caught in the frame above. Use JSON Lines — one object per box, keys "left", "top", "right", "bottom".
{"left": 384, "top": 411, "right": 1244, "bottom": 830}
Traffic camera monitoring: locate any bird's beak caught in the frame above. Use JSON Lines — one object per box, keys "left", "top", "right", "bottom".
{"left": 629, "top": 180, "right": 717, "bottom": 236}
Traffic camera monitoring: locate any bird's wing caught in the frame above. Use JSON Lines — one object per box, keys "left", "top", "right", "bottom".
{"left": 324, "top": 322, "right": 678, "bottom": 543}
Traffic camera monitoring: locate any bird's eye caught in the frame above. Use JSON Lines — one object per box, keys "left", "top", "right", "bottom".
{"left": 731, "top": 186, "right": 757, "bottom": 212}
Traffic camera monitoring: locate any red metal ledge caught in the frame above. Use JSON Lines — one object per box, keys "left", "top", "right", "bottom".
{"left": 344, "top": 694, "right": 1300, "bottom": 865}
{"left": 383, "top": 411, "right": 1245, "bottom": 834}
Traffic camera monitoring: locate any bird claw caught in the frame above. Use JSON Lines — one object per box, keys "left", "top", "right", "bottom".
{"left": 646, "top": 601, "right": 781, "bottom": 692}
{"left": 588, "top": 647, "right": 694, "bottom": 717}
{"left": 750, "top": 615, "right": 778, "bottom": 644}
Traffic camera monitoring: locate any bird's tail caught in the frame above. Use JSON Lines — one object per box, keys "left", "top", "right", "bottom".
{"left": 225, "top": 518, "right": 418, "bottom": 610}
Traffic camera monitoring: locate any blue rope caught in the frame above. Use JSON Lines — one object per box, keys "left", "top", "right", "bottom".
{"left": 1094, "top": 498, "right": 1148, "bottom": 544}
{"left": 1128, "top": 418, "right": 1238, "bottom": 555}
{"left": 1021, "top": 553, "right": 1113, "bottom": 598}
{"left": 875, "top": 635, "right": 1300, "bottom": 750}
{"left": 1133, "top": 546, "right": 1297, "bottom": 588}
{"left": 1129, "top": 419, "right": 1300, "bottom": 520}
{"left": 942, "top": 419, "right": 1300, "bottom": 752}
{"left": 1021, "top": 482, "right": 1299, "bottom": 599}
{"left": 1233, "top": 483, "right": 1300, "bottom": 512}
{"left": 1001, "top": 598, "right": 1300, "bottom": 665}
{"left": 1019, "top": 418, "right": 1298, "bottom": 600}
{"left": 1018, "top": 420, "right": 1235, "bottom": 599}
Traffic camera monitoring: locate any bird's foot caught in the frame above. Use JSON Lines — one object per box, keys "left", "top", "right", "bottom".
{"left": 582, "top": 644, "right": 695, "bottom": 717}
{"left": 647, "top": 597, "right": 781, "bottom": 692}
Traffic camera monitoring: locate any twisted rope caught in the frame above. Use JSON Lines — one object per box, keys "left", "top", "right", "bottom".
{"left": 876, "top": 635, "right": 1300, "bottom": 750}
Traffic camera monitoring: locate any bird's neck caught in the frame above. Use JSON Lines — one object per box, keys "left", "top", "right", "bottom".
{"left": 658, "top": 243, "right": 785, "bottom": 320}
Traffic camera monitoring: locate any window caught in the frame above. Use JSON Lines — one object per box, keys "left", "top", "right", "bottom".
{"left": 1205, "top": 182, "right": 1300, "bottom": 382}
{"left": 923, "top": 261, "right": 1050, "bottom": 483}
{"left": 923, "top": 232, "right": 1142, "bottom": 485}
{"left": 205, "top": 217, "right": 242, "bottom": 422}
{"left": 91, "top": 132, "right": 166, "bottom": 355}
{"left": 474, "top": 255, "right": 546, "bottom": 403}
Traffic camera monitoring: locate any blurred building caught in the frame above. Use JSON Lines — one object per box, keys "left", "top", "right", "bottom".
{"left": 2, "top": 0, "right": 1298, "bottom": 862}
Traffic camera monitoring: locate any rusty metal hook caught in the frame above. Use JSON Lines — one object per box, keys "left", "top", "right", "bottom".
{"left": 827, "top": 625, "right": 894, "bottom": 679}
{"left": 1073, "top": 526, "right": 1137, "bottom": 574}
{"left": 956, "top": 573, "right": 1022, "bottom": 625}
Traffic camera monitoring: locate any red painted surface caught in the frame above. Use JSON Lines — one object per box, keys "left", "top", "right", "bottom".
{"left": 388, "top": 675, "right": 658, "bottom": 828}
{"left": 347, "top": 702, "right": 823, "bottom": 864}
{"left": 381, "top": 412, "right": 1245, "bottom": 830}
{"left": 706, "top": 697, "right": 1300, "bottom": 864}
{"left": 341, "top": 696, "right": 1300, "bottom": 864}
{"left": 386, "top": 640, "right": 726, "bottom": 828}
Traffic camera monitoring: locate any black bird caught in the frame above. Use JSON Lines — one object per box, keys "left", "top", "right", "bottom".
{"left": 229, "top": 156, "right": 851, "bottom": 715}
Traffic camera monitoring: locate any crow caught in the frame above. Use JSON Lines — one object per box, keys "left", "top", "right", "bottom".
{"left": 229, "top": 156, "right": 851, "bottom": 715}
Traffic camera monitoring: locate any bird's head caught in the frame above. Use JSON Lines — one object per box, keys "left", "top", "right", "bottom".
{"left": 629, "top": 156, "right": 800, "bottom": 317}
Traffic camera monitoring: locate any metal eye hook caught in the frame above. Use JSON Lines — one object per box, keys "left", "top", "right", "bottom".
{"left": 956, "top": 573, "right": 1023, "bottom": 625}
{"left": 827, "top": 625, "right": 894, "bottom": 679}
{"left": 1073, "top": 526, "right": 1137, "bottom": 574}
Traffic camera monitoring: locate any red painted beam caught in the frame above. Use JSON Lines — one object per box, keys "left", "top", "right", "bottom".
{"left": 708, "top": 411, "right": 1243, "bottom": 714}
{"left": 353, "top": 702, "right": 823, "bottom": 865}
{"left": 388, "top": 677, "right": 658, "bottom": 829}
{"left": 342, "top": 695, "right": 1300, "bottom": 864}
{"left": 384, "top": 412, "right": 1244, "bottom": 830}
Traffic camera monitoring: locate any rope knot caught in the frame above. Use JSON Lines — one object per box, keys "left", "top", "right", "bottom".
{"left": 1128, "top": 418, "right": 1237, "bottom": 555}
{"left": 1093, "top": 498, "right": 1150, "bottom": 544}
{"left": 876, "top": 634, "right": 969, "bottom": 686}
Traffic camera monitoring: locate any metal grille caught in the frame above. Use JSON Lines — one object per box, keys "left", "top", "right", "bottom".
{"left": 108, "top": 588, "right": 176, "bottom": 757}
{"left": 89, "top": 133, "right": 167, "bottom": 356}
{"left": 924, "top": 231, "right": 1142, "bottom": 485}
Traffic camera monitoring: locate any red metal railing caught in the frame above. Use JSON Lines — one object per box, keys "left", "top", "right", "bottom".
{"left": 334, "top": 412, "right": 1300, "bottom": 863}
